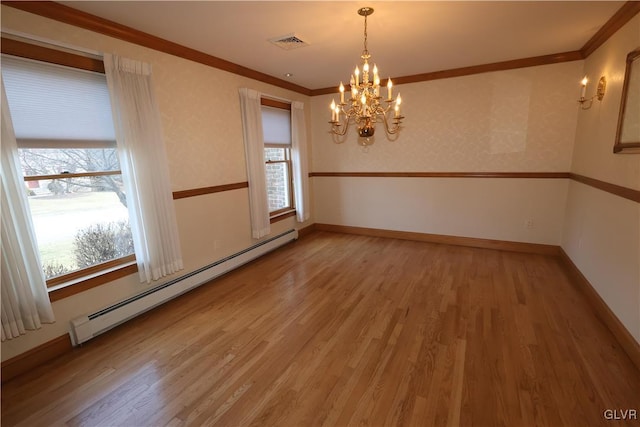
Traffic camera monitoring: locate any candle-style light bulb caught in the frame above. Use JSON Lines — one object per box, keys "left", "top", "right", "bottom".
{"left": 339, "top": 82, "right": 345, "bottom": 103}
{"left": 396, "top": 93, "right": 402, "bottom": 106}
{"left": 580, "top": 76, "right": 588, "bottom": 99}
{"left": 387, "top": 78, "right": 393, "bottom": 100}
{"left": 355, "top": 66, "right": 360, "bottom": 86}
{"left": 394, "top": 104, "right": 400, "bottom": 118}
{"left": 373, "top": 64, "right": 378, "bottom": 79}
{"left": 335, "top": 105, "right": 341, "bottom": 120}
{"left": 330, "top": 99, "right": 336, "bottom": 121}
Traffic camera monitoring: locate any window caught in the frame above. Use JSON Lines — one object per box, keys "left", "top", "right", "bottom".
{"left": 261, "top": 99, "right": 294, "bottom": 217}
{"left": 2, "top": 53, "right": 134, "bottom": 285}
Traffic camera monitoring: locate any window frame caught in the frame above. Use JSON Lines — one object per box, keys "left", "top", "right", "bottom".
{"left": 260, "top": 98, "right": 296, "bottom": 222}
{"left": 1, "top": 37, "right": 137, "bottom": 296}
{"left": 264, "top": 144, "right": 294, "bottom": 216}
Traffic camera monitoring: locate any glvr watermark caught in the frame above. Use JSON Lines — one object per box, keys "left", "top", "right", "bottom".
{"left": 604, "top": 409, "right": 637, "bottom": 420}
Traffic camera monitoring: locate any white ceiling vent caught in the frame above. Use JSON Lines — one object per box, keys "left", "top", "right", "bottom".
{"left": 269, "top": 33, "right": 309, "bottom": 50}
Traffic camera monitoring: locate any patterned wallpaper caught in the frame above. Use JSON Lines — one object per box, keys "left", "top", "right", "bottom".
{"left": 571, "top": 13, "right": 640, "bottom": 190}
{"left": 1, "top": 6, "right": 310, "bottom": 192}
{"left": 311, "top": 61, "right": 583, "bottom": 173}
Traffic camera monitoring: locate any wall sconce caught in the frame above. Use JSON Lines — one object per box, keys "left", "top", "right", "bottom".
{"left": 578, "top": 76, "right": 606, "bottom": 110}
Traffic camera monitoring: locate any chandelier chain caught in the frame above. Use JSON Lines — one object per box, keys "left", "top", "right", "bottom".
{"left": 363, "top": 12, "right": 368, "bottom": 55}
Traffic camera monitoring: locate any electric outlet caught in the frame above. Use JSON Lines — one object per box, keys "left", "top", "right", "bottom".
{"left": 525, "top": 219, "right": 534, "bottom": 229}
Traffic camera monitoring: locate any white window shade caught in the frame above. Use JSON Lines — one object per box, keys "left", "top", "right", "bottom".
{"left": 262, "top": 105, "right": 291, "bottom": 146}
{"left": 1, "top": 55, "right": 115, "bottom": 145}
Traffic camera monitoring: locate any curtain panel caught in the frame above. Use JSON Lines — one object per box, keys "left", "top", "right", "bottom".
{"left": 104, "top": 54, "right": 183, "bottom": 283}
{"left": 239, "top": 88, "right": 271, "bottom": 239}
{"left": 1, "top": 79, "right": 55, "bottom": 341}
{"left": 291, "top": 101, "right": 310, "bottom": 222}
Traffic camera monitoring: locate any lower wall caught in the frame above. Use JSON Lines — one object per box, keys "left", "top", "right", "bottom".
{"left": 562, "top": 180, "right": 640, "bottom": 343}
{"left": 313, "top": 177, "right": 569, "bottom": 245}
{"left": 1, "top": 189, "right": 308, "bottom": 362}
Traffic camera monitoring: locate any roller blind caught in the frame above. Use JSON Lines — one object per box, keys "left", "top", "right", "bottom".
{"left": 261, "top": 105, "right": 291, "bottom": 146}
{"left": 1, "top": 55, "right": 115, "bottom": 146}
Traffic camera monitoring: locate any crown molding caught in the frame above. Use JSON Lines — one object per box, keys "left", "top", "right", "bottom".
{"left": 3, "top": 1, "right": 638, "bottom": 97}
{"left": 309, "top": 172, "right": 570, "bottom": 179}
{"left": 580, "top": 1, "right": 640, "bottom": 58}
{"left": 310, "top": 52, "right": 583, "bottom": 96}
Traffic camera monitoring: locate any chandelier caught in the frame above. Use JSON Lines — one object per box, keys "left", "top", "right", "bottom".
{"left": 329, "top": 6, "right": 404, "bottom": 145}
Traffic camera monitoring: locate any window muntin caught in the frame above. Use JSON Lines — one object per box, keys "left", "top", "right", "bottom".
{"left": 2, "top": 54, "right": 134, "bottom": 284}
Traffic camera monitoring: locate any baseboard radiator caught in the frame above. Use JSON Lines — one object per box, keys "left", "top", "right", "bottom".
{"left": 70, "top": 229, "right": 298, "bottom": 345}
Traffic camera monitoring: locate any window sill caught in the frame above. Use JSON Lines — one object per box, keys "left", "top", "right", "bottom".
{"left": 270, "top": 209, "right": 296, "bottom": 224}
{"left": 48, "top": 261, "right": 138, "bottom": 302}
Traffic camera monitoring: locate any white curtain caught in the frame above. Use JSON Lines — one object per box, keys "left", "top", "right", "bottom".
{"left": 103, "top": 54, "right": 183, "bottom": 283}
{"left": 291, "top": 101, "right": 310, "bottom": 222}
{"left": 239, "top": 88, "right": 270, "bottom": 239}
{"left": 1, "top": 79, "right": 55, "bottom": 341}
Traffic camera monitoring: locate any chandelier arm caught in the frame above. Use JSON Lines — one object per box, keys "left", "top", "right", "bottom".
{"left": 330, "top": 125, "right": 348, "bottom": 136}
{"left": 380, "top": 112, "right": 401, "bottom": 135}
{"left": 330, "top": 113, "right": 351, "bottom": 136}
{"left": 339, "top": 117, "right": 351, "bottom": 135}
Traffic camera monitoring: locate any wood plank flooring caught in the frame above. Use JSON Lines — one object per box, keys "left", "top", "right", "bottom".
{"left": 2, "top": 231, "right": 639, "bottom": 426}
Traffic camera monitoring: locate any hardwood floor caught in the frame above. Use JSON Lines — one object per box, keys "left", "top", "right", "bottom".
{"left": 2, "top": 231, "right": 639, "bottom": 426}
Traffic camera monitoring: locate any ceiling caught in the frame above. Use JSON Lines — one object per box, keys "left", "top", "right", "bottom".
{"left": 58, "top": 1, "right": 624, "bottom": 90}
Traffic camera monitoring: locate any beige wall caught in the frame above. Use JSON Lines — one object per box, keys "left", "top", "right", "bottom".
{"left": 0, "top": 6, "right": 314, "bottom": 361}
{"left": 310, "top": 61, "right": 583, "bottom": 245}
{"left": 312, "top": 62, "right": 581, "bottom": 173}
{"left": 562, "top": 14, "right": 640, "bottom": 343}
{"left": 314, "top": 177, "right": 568, "bottom": 244}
